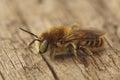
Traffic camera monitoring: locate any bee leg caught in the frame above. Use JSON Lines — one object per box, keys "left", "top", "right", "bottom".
{"left": 80, "top": 46, "right": 102, "bottom": 70}
{"left": 50, "top": 46, "right": 56, "bottom": 60}
{"left": 25, "top": 39, "right": 40, "bottom": 50}
{"left": 66, "top": 43, "right": 82, "bottom": 64}
{"left": 77, "top": 50, "right": 89, "bottom": 67}
{"left": 73, "top": 48, "right": 81, "bottom": 63}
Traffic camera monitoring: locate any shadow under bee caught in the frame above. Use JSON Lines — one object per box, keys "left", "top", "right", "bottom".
{"left": 54, "top": 48, "right": 106, "bottom": 68}
{"left": 54, "top": 53, "right": 74, "bottom": 60}
{"left": 54, "top": 52, "right": 89, "bottom": 67}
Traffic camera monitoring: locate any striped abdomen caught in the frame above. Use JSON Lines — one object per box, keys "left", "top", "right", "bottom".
{"left": 79, "top": 37, "right": 105, "bottom": 51}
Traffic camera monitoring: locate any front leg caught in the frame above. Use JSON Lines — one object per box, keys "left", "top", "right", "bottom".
{"left": 49, "top": 45, "right": 56, "bottom": 60}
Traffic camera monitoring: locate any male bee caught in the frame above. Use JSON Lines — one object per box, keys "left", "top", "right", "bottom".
{"left": 20, "top": 24, "right": 105, "bottom": 70}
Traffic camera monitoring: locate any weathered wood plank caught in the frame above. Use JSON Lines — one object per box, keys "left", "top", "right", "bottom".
{"left": 0, "top": 0, "right": 55, "bottom": 80}
{"left": 13, "top": 0, "right": 90, "bottom": 80}
{"left": 0, "top": 0, "right": 120, "bottom": 80}
{"left": 13, "top": 0, "right": 120, "bottom": 80}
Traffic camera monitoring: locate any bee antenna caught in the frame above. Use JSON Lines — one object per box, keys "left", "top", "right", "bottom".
{"left": 19, "top": 28, "right": 38, "bottom": 38}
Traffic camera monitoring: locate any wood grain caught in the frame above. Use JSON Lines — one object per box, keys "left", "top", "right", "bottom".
{"left": 0, "top": 0, "right": 120, "bottom": 80}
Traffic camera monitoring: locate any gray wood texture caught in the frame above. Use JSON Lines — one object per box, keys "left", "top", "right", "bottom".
{"left": 0, "top": 0, "right": 120, "bottom": 80}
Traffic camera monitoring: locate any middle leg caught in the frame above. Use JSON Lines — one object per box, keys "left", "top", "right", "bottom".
{"left": 66, "top": 43, "right": 82, "bottom": 63}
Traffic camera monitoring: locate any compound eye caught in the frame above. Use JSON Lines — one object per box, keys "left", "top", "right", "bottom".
{"left": 39, "top": 40, "right": 48, "bottom": 53}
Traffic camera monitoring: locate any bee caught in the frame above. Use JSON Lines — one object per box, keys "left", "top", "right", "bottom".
{"left": 20, "top": 24, "right": 105, "bottom": 70}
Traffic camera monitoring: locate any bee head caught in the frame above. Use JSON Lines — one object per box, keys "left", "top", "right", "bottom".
{"left": 38, "top": 37, "right": 49, "bottom": 54}
{"left": 19, "top": 28, "right": 49, "bottom": 54}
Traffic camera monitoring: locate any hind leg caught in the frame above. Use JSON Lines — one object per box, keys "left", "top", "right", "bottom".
{"left": 79, "top": 46, "right": 102, "bottom": 70}
{"left": 77, "top": 50, "right": 89, "bottom": 67}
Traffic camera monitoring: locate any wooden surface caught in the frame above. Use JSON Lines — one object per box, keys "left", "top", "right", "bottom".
{"left": 0, "top": 0, "right": 120, "bottom": 80}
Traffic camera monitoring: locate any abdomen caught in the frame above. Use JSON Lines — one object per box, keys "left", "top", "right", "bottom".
{"left": 79, "top": 37, "right": 105, "bottom": 51}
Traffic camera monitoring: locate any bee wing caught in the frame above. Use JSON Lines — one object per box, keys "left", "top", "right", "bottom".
{"left": 60, "top": 29, "right": 105, "bottom": 42}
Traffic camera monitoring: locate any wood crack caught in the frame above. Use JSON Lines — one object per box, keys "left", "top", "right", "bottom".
{"left": 3, "top": 50, "right": 16, "bottom": 70}
{"left": 108, "top": 55, "right": 120, "bottom": 70}
{"left": 0, "top": 70, "right": 5, "bottom": 80}
{"left": 13, "top": 47, "right": 26, "bottom": 72}
{"left": 72, "top": 58, "right": 90, "bottom": 80}
{"left": 41, "top": 55, "right": 59, "bottom": 80}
